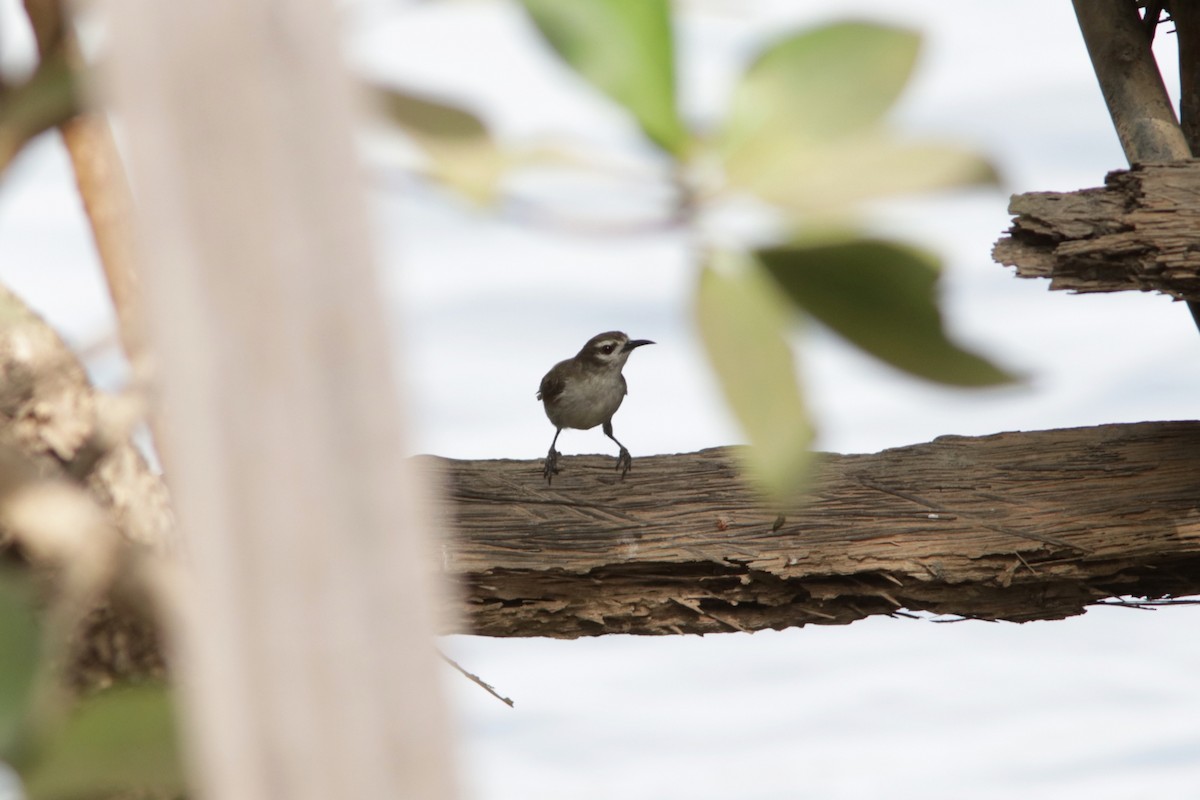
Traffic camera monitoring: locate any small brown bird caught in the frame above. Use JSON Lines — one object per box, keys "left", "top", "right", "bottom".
{"left": 537, "top": 331, "right": 654, "bottom": 483}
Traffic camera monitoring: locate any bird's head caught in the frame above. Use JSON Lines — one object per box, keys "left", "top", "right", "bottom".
{"left": 578, "top": 331, "right": 655, "bottom": 370}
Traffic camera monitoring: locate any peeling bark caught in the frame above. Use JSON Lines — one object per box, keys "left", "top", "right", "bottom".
{"left": 431, "top": 422, "right": 1200, "bottom": 637}
{"left": 993, "top": 161, "right": 1200, "bottom": 299}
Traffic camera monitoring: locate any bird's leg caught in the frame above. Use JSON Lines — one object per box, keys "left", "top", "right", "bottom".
{"left": 602, "top": 420, "right": 632, "bottom": 478}
{"left": 543, "top": 428, "right": 562, "bottom": 484}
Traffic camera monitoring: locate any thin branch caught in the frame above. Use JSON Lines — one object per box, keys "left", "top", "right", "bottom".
{"left": 370, "top": 163, "right": 696, "bottom": 238}
{"left": 438, "top": 651, "right": 515, "bottom": 708}
{"left": 1089, "top": 597, "right": 1200, "bottom": 609}
{"left": 1072, "top": 0, "right": 1189, "bottom": 161}
{"left": 22, "top": 0, "right": 144, "bottom": 356}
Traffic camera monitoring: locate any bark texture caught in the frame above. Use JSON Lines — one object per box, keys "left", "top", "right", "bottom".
{"left": 993, "top": 161, "right": 1200, "bottom": 299}
{"left": 0, "top": 284, "right": 172, "bottom": 688}
{"left": 1070, "top": 0, "right": 1189, "bottom": 162}
{"left": 432, "top": 422, "right": 1200, "bottom": 637}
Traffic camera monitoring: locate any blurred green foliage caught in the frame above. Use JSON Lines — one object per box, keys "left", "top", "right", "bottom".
{"left": 756, "top": 238, "right": 1013, "bottom": 386}
{"left": 696, "top": 259, "right": 814, "bottom": 498}
{"left": 0, "top": 49, "right": 77, "bottom": 172}
{"left": 21, "top": 684, "right": 182, "bottom": 800}
{"left": 370, "top": 84, "right": 509, "bottom": 203}
{"left": 499, "top": 6, "right": 1013, "bottom": 499}
{"left": 519, "top": 0, "right": 686, "bottom": 153}
{"left": 0, "top": 3, "right": 1021, "bottom": 796}
{"left": 0, "top": 569, "right": 183, "bottom": 800}
{"left": 0, "top": 5, "right": 1012, "bottom": 503}
{"left": 0, "top": 569, "right": 41, "bottom": 760}
{"left": 372, "top": 7, "right": 1015, "bottom": 500}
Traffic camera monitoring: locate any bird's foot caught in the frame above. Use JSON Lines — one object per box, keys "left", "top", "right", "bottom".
{"left": 543, "top": 448, "right": 561, "bottom": 484}
{"left": 615, "top": 446, "right": 632, "bottom": 479}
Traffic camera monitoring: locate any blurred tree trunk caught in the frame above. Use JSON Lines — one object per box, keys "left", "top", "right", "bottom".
{"left": 99, "top": 0, "right": 458, "bottom": 798}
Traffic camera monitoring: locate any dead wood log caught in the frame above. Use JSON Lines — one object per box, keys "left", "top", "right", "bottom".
{"left": 431, "top": 421, "right": 1200, "bottom": 637}
{"left": 993, "top": 161, "right": 1200, "bottom": 299}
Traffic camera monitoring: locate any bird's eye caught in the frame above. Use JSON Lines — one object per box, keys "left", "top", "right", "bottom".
{"left": 601, "top": 344, "right": 615, "bottom": 355}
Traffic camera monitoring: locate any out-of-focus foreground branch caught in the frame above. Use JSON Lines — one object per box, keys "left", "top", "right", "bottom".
{"left": 98, "top": 0, "right": 460, "bottom": 796}
{"left": 22, "top": 0, "right": 144, "bottom": 355}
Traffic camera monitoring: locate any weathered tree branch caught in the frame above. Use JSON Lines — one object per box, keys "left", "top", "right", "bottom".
{"left": 1071, "top": 0, "right": 1189, "bottom": 162}
{"left": 993, "top": 161, "right": 1200, "bottom": 299}
{"left": 432, "top": 422, "right": 1200, "bottom": 637}
{"left": 997, "top": 1, "right": 1200, "bottom": 323}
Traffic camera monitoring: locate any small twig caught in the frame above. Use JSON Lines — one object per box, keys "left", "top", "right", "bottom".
{"left": 671, "top": 597, "right": 748, "bottom": 633}
{"left": 499, "top": 195, "right": 691, "bottom": 237}
{"left": 371, "top": 163, "right": 695, "bottom": 239}
{"left": 798, "top": 606, "right": 837, "bottom": 621}
{"left": 1013, "top": 551, "right": 1040, "bottom": 576}
{"left": 1091, "top": 601, "right": 1157, "bottom": 611}
{"left": 1143, "top": 0, "right": 1165, "bottom": 38}
{"left": 1090, "top": 597, "right": 1200, "bottom": 609}
{"left": 438, "top": 650, "right": 514, "bottom": 708}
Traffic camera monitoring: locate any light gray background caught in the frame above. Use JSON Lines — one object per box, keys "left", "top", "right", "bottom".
{"left": 1, "top": 1, "right": 1198, "bottom": 798}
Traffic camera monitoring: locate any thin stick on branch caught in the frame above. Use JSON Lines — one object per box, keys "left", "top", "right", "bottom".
{"left": 438, "top": 651, "right": 515, "bottom": 708}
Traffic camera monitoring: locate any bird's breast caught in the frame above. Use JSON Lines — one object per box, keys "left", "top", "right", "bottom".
{"left": 544, "top": 370, "right": 627, "bottom": 430}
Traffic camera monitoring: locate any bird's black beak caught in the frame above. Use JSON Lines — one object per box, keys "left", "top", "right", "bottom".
{"left": 623, "top": 339, "right": 655, "bottom": 352}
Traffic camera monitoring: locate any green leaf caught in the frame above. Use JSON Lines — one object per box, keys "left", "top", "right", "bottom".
{"left": 727, "top": 134, "right": 999, "bottom": 215}
{"left": 755, "top": 238, "right": 1015, "bottom": 386}
{"left": 368, "top": 83, "right": 507, "bottom": 204}
{"left": 0, "top": 51, "right": 79, "bottom": 173}
{"left": 696, "top": 256, "right": 813, "bottom": 500}
{"left": 370, "top": 83, "right": 489, "bottom": 144}
{"left": 519, "top": 0, "right": 687, "bottom": 153}
{"left": 21, "top": 684, "right": 184, "bottom": 800}
{"left": 718, "top": 22, "right": 998, "bottom": 214}
{"left": 721, "top": 22, "right": 921, "bottom": 157}
{"left": 0, "top": 570, "right": 41, "bottom": 760}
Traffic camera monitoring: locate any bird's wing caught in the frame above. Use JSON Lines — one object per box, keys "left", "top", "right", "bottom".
{"left": 538, "top": 370, "right": 566, "bottom": 403}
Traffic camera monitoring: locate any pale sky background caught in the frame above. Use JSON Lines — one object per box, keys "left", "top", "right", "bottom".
{"left": 1, "top": 1, "right": 1199, "bottom": 798}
